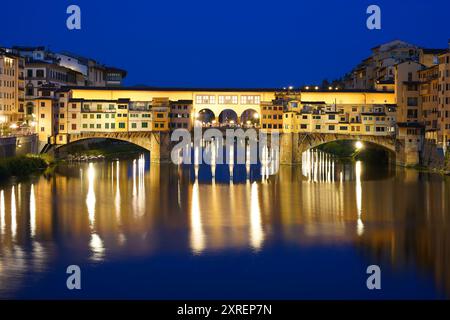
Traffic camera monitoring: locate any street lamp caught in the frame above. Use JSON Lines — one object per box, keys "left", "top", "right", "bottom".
{"left": 355, "top": 141, "right": 364, "bottom": 150}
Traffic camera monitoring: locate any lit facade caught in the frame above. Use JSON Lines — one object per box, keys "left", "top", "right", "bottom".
{"left": 34, "top": 87, "right": 397, "bottom": 146}
{"left": 0, "top": 50, "right": 24, "bottom": 124}
{"left": 281, "top": 91, "right": 396, "bottom": 135}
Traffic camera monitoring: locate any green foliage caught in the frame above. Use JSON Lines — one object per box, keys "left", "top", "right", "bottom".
{"left": 0, "top": 154, "right": 50, "bottom": 179}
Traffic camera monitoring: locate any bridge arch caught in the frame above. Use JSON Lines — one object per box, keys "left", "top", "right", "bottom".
{"left": 291, "top": 133, "right": 397, "bottom": 155}
{"left": 218, "top": 109, "right": 239, "bottom": 125}
{"left": 52, "top": 131, "right": 171, "bottom": 155}
{"left": 240, "top": 108, "right": 260, "bottom": 127}
{"left": 55, "top": 136, "right": 151, "bottom": 155}
{"left": 281, "top": 133, "right": 398, "bottom": 165}
{"left": 196, "top": 108, "right": 216, "bottom": 125}
{"left": 194, "top": 105, "right": 262, "bottom": 124}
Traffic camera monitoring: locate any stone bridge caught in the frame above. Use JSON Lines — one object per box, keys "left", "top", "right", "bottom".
{"left": 51, "top": 130, "right": 417, "bottom": 166}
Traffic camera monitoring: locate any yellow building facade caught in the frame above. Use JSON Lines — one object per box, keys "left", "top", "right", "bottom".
{"left": 281, "top": 91, "right": 396, "bottom": 136}
{"left": 0, "top": 51, "right": 24, "bottom": 125}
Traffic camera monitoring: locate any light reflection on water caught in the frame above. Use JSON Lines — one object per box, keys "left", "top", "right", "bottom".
{"left": 0, "top": 150, "right": 449, "bottom": 299}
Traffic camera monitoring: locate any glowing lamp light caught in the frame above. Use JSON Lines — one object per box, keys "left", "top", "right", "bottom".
{"left": 315, "top": 86, "right": 319, "bottom": 90}
{"left": 288, "top": 86, "right": 293, "bottom": 90}
{"left": 253, "top": 113, "right": 259, "bottom": 119}
{"left": 355, "top": 141, "right": 364, "bottom": 150}
{"left": 305, "top": 86, "right": 310, "bottom": 90}
{"left": 9, "top": 123, "right": 18, "bottom": 130}
{"left": 328, "top": 86, "right": 333, "bottom": 90}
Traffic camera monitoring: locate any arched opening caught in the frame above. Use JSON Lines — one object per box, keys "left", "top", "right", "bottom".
{"left": 240, "top": 109, "right": 260, "bottom": 128}
{"left": 195, "top": 109, "right": 216, "bottom": 127}
{"left": 218, "top": 109, "right": 239, "bottom": 127}
{"left": 302, "top": 139, "right": 396, "bottom": 182}
{"left": 55, "top": 138, "right": 149, "bottom": 160}
{"left": 311, "top": 139, "right": 395, "bottom": 163}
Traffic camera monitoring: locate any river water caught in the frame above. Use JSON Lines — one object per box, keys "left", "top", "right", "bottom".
{"left": 0, "top": 150, "right": 449, "bottom": 299}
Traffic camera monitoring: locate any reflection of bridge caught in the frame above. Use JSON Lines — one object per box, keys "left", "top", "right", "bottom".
{"left": 53, "top": 130, "right": 414, "bottom": 166}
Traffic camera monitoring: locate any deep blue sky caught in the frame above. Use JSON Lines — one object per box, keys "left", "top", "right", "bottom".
{"left": 1, "top": 0, "right": 448, "bottom": 87}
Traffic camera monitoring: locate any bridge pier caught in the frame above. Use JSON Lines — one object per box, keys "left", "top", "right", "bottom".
{"left": 395, "top": 139, "right": 421, "bottom": 167}
{"left": 149, "top": 132, "right": 172, "bottom": 164}
{"left": 280, "top": 133, "right": 303, "bottom": 165}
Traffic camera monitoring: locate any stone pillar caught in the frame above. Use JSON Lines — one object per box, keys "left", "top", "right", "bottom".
{"left": 280, "top": 133, "right": 302, "bottom": 165}
{"left": 396, "top": 138, "right": 421, "bottom": 167}
{"left": 150, "top": 131, "right": 172, "bottom": 164}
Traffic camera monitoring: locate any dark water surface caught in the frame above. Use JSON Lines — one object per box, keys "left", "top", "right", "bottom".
{"left": 0, "top": 151, "right": 449, "bottom": 299}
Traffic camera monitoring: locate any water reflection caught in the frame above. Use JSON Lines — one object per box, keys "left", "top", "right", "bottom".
{"left": 0, "top": 151, "right": 449, "bottom": 298}
{"left": 86, "top": 162, "right": 105, "bottom": 262}
{"left": 355, "top": 161, "right": 364, "bottom": 236}
{"left": 30, "top": 184, "right": 36, "bottom": 237}
{"left": 249, "top": 181, "right": 264, "bottom": 251}
{"left": 190, "top": 181, "right": 204, "bottom": 254}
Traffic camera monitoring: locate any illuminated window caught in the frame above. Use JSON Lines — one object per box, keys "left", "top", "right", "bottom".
{"left": 218, "top": 95, "right": 238, "bottom": 104}
{"left": 195, "top": 95, "right": 216, "bottom": 104}
{"left": 241, "top": 95, "right": 261, "bottom": 104}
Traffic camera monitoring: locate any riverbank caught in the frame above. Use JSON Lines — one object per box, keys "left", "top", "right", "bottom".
{"left": 0, "top": 154, "right": 52, "bottom": 179}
